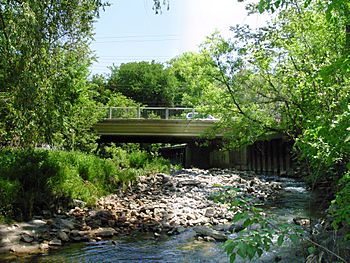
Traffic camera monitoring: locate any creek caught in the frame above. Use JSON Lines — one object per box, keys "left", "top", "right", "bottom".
{"left": 2, "top": 170, "right": 322, "bottom": 263}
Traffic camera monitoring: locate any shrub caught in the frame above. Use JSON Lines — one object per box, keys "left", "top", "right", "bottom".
{"left": 330, "top": 171, "right": 350, "bottom": 235}
{"left": 0, "top": 149, "right": 119, "bottom": 220}
{"left": 0, "top": 146, "right": 172, "bottom": 221}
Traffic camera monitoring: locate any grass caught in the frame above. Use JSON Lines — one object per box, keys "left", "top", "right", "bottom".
{"left": 0, "top": 146, "right": 173, "bottom": 221}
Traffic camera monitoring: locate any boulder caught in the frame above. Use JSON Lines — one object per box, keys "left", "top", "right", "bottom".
{"left": 193, "top": 226, "right": 227, "bottom": 241}
{"left": 93, "top": 227, "right": 116, "bottom": 238}
{"left": 57, "top": 231, "right": 70, "bottom": 242}
{"left": 49, "top": 238, "right": 62, "bottom": 246}
{"left": 20, "top": 233, "right": 34, "bottom": 243}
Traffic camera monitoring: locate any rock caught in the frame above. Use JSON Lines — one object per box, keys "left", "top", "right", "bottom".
{"left": 159, "top": 173, "right": 172, "bottom": 183}
{"left": 108, "top": 220, "right": 116, "bottom": 227}
{"left": 57, "top": 231, "right": 70, "bottom": 242}
{"left": 72, "top": 199, "right": 87, "bottom": 208}
{"left": 177, "top": 179, "right": 201, "bottom": 187}
{"left": 204, "top": 208, "right": 215, "bottom": 218}
{"left": 293, "top": 217, "right": 311, "bottom": 227}
{"left": 193, "top": 226, "right": 227, "bottom": 241}
{"left": 186, "top": 214, "right": 197, "bottom": 220}
{"left": 203, "top": 236, "right": 216, "bottom": 242}
{"left": 58, "top": 219, "right": 75, "bottom": 230}
{"left": 93, "top": 227, "right": 116, "bottom": 238}
{"left": 39, "top": 243, "right": 49, "bottom": 250}
{"left": 49, "top": 238, "right": 62, "bottom": 246}
{"left": 9, "top": 244, "right": 42, "bottom": 254}
{"left": 20, "top": 233, "right": 34, "bottom": 243}
{"left": 42, "top": 210, "right": 52, "bottom": 219}
{"left": 30, "top": 219, "right": 47, "bottom": 226}
{"left": 176, "top": 226, "right": 186, "bottom": 233}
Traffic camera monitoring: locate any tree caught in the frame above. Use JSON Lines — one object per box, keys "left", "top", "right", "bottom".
{"left": 107, "top": 61, "right": 177, "bottom": 107}
{"left": 193, "top": 1, "right": 349, "bottom": 260}
{"left": 0, "top": 0, "right": 107, "bottom": 149}
{"left": 169, "top": 52, "right": 224, "bottom": 107}
{"left": 199, "top": 2, "right": 349, "bottom": 155}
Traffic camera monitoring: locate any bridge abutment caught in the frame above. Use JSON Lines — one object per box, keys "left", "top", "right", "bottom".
{"left": 172, "top": 137, "right": 293, "bottom": 175}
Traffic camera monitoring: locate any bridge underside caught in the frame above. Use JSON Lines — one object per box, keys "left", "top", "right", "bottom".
{"left": 94, "top": 119, "right": 292, "bottom": 175}
{"left": 94, "top": 119, "right": 220, "bottom": 143}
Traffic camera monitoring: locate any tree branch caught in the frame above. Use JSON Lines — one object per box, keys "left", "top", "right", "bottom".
{"left": 213, "top": 61, "right": 282, "bottom": 133}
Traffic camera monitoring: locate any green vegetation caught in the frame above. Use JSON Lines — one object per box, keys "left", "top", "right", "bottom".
{"left": 0, "top": 146, "right": 171, "bottom": 222}
{"left": 0, "top": 1, "right": 174, "bottom": 224}
{"left": 190, "top": 0, "right": 349, "bottom": 260}
{"left": 211, "top": 187, "right": 303, "bottom": 262}
{"left": 0, "top": 0, "right": 107, "bottom": 149}
{"left": 147, "top": 0, "right": 350, "bottom": 260}
{"left": 108, "top": 61, "right": 178, "bottom": 106}
{"left": 0, "top": 0, "right": 349, "bottom": 260}
{"left": 166, "top": 0, "right": 349, "bottom": 229}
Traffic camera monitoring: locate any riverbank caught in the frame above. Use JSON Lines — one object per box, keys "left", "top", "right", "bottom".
{"left": 0, "top": 168, "right": 283, "bottom": 259}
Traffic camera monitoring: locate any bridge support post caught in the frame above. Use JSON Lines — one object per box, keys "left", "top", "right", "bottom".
{"left": 165, "top": 108, "right": 169, "bottom": 120}
{"left": 137, "top": 107, "right": 141, "bottom": 119}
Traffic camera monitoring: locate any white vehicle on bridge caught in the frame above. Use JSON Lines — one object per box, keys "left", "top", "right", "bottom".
{"left": 186, "top": 112, "right": 217, "bottom": 120}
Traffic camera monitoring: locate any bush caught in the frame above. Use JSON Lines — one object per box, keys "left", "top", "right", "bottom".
{"left": 129, "top": 150, "right": 150, "bottom": 169}
{"left": 0, "top": 146, "right": 172, "bottom": 221}
{"left": 0, "top": 149, "right": 120, "bottom": 220}
{"left": 330, "top": 171, "right": 350, "bottom": 234}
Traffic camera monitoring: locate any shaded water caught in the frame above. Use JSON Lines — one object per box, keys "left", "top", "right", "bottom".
{"left": 5, "top": 175, "right": 321, "bottom": 263}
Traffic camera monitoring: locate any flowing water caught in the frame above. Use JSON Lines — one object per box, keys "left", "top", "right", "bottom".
{"left": 4, "top": 174, "right": 321, "bottom": 263}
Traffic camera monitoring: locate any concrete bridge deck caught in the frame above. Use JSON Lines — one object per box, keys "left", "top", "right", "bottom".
{"left": 94, "top": 118, "right": 220, "bottom": 143}
{"left": 93, "top": 107, "right": 220, "bottom": 143}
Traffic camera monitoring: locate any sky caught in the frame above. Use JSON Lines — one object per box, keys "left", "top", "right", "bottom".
{"left": 90, "top": 0, "right": 268, "bottom": 75}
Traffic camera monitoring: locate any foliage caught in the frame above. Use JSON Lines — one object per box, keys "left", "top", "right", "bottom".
{"left": 0, "top": 147, "right": 172, "bottom": 220}
{"left": 0, "top": 0, "right": 107, "bottom": 148}
{"left": 89, "top": 74, "right": 142, "bottom": 108}
{"left": 0, "top": 148, "right": 117, "bottom": 219}
{"left": 169, "top": 52, "right": 224, "bottom": 107}
{"left": 98, "top": 143, "right": 172, "bottom": 173}
{"left": 211, "top": 186, "right": 303, "bottom": 262}
{"left": 330, "top": 171, "right": 350, "bottom": 234}
{"left": 107, "top": 61, "right": 178, "bottom": 107}
{"left": 196, "top": 1, "right": 349, "bottom": 180}
{"left": 296, "top": 104, "right": 350, "bottom": 185}
{"left": 152, "top": 0, "right": 169, "bottom": 14}
{"left": 186, "top": 2, "right": 350, "bottom": 259}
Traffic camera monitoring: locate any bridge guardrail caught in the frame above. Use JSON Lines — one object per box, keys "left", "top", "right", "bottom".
{"left": 103, "top": 107, "right": 196, "bottom": 120}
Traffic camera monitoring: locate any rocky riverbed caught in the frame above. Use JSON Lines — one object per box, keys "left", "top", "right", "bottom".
{"left": 0, "top": 168, "right": 283, "bottom": 258}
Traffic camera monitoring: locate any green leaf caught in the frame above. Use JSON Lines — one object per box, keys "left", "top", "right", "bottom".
{"left": 243, "top": 218, "right": 252, "bottom": 228}
{"left": 289, "top": 234, "right": 299, "bottom": 245}
{"left": 224, "top": 240, "right": 235, "bottom": 253}
{"left": 246, "top": 244, "right": 256, "bottom": 260}
{"left": 258, "top": 0, "right": 265, "bottom": 13}
{"left": 230, "top": 253, "right": 236, "bottom": 263}
{"left": 237, "top": 243, "right": 247, "bottom": 258}
{"left": 277, "top": 235, "right": 284, "bottom": 246}
{"left": 233, "top": 212, "right": 244, "bottom": 222}
{"left": 307, "top": 246, "right": 316, "bottom": 254}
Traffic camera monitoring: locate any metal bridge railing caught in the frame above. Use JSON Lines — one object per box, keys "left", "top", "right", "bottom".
{"left": 103, "top": 107, "right": 196, "bottom": 120}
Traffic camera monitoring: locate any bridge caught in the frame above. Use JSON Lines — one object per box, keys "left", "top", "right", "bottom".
{"left": 94, "top": 107, "right": 220, "bottom": 143}
{"left": 93, "top": 107, "right": 292, "bottom": 175}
